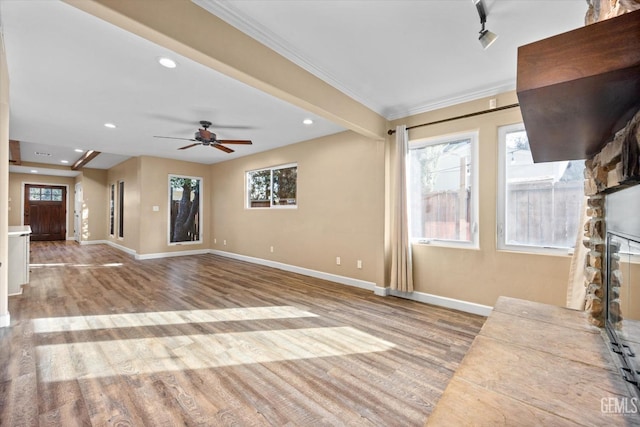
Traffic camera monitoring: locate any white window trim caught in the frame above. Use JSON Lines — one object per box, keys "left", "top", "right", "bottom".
{"left": 409, "top": 130, "right": 479, "bottom": 249}
{"left": 246, "top": 162, "right": 298, "bottom": 209}
{"left": 167, "top": 174, "right": 203, "bottom": 246}
{"left": 497, "top": 123, "right": 575, "bottom": 256}
{"left": 109, "top": 183, "right": 115, "bottom": 238}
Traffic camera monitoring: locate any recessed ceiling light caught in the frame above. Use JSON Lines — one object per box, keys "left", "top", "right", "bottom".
{"left": 104, "top": 123, "right": 116, "bottom": 129}
{"left": 158, "top": 57, "right": 177, "bottom": 69}
{"left": 75, "top": 149, "right": 84, "bottom": 153}
{"left": 60, "top": 160, "right": 69, "bottom": 164}
{"left": 303, "top": 118, "right": 313, "bottom": 125}
{"left": 30, "top": 170, "right": 38, "bottom": 174}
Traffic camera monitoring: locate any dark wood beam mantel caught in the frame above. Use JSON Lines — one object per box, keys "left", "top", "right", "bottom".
{"left": 71, "top": 150, "right": 101, "bottom": 170}
{"left": 9, "top": 140, "right": 21, "bottom": 165}
{"left": 517, "top": 9, "right": 640, "bottom": 163}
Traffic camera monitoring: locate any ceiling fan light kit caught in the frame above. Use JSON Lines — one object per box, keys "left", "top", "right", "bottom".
{"left": 154, "top": 120, "right": 253, "bottom": 154}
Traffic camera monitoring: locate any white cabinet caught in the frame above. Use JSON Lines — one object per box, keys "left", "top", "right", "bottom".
{"left": 8, "top": 226, "right": 31, "bottom": 296}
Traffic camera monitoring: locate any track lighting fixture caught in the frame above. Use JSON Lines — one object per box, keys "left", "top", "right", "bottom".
{"left": 474, "top": 0, "right": 498, "bottom": 49}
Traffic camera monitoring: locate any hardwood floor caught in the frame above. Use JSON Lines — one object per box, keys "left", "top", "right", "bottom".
{"left": 1, "top": 241, "right": 485, "bottom": 426}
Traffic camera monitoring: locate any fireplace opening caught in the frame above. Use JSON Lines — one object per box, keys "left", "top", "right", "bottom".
{"left": 605, "top": 185, "right": 640, "bottom": 398}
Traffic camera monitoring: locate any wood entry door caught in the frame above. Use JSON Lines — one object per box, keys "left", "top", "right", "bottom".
{"left": 24, "top": 184, "right": 67, "bottom": 241}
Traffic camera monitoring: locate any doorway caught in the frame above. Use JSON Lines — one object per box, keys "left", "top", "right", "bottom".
{"left": 24, "top": 184, "right": 67, "bottom": 241}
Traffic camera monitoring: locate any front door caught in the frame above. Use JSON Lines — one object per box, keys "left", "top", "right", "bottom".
{"left": 24, "top": 184, "right": 67, "bottom": 241}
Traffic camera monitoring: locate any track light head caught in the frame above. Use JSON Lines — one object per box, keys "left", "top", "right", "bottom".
{"left": 479, "top": 27, "right": 498, "bottom": 49}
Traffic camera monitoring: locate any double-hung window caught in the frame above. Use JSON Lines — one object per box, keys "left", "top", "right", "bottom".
{"left": 497, "top": 123, "right": 584, "bottom": 254}
{"left": 408, "top": 131, "right": 479, "bottom": 248}
{"left": 247, "top": 163, "right": 297, "bottom": 208}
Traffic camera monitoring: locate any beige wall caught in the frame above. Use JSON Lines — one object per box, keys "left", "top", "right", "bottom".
{"left": 9, "top": 171, "right": 77, "bottom": 240}
{"left": 77, "top": 168, "right": 108, "bottom": 242}
{"left": 210, "top": 131, "right": 386, "bottom": 285}
{"left": 390, "top": 91, "right": 572, "bottom": 307}
{"left": 105, "top": 156, "right": 211, "bottom": 256}
{"left": 106, "top": 157, "right": 141, "bottom": 252}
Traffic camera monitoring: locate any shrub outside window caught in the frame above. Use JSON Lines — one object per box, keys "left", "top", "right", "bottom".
{"left": 247, "top": 163, "right": 297, "bottom": 208}
{"left": 408, "top": 131, "right": 478, "bottom": 248}
{"left": 498, "top": 123, "right": 585, "bottom": 253}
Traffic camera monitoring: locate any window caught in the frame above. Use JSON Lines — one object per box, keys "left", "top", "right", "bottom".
{"left": 408, "top": 131, "right": 478, "bottom": 247}
{"left": 168, "top": 175, "right": 202, "bottom": 244}
{"left": 247, "top": 163, "right": 297, "bottom": 208}
{"left": 498, "top": 123, "right": 585, "bottom": 253}
{"left": 109, "top": 184, "right": 115, "bottom": 236}
{"left": 29, "top": 187, "right": 63, "bottom": 201}
{"left": 118, "top": 181, "right": 124, "bottom": 239}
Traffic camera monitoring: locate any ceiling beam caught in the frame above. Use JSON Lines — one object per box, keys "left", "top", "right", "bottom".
{"left": 9, "top": 140, "right": 21, "bottom": 165}
{"left": 71, "top": 150, "right": 101, "bottom": 170}
{"left": 64, "top": 0, "right": 388, "bottom": 141}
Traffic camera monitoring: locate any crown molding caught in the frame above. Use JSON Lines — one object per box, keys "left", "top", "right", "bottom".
{"left": 385, "top": 79, "right": 516, "bottom": 121}
{"left": 192, "top": 0, "right": 386, "bottom": 115}
{"left": 192, "top": 1, "right": 516, "bottom": 122}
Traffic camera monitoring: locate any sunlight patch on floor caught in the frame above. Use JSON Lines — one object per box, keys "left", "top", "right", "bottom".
{"left": 33, "top": 306, "right": 318, "bottom": 333}
{"left": 36, "top": 326, "right": 395, "bottom": 382}
{"left": 30, "top": 262, "right": 124, "bottom": 268}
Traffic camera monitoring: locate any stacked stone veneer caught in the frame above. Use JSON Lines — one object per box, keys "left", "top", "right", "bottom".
{"left": 583, "top": 110, "right": 640, "bottom": 326}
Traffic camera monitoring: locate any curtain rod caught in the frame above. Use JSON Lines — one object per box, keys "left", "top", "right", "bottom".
{"left": 387, "top": 103, "right": 520, "bottom": 135}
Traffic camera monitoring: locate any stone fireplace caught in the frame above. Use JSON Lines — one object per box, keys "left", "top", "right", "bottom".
{"left": 583, "top": 110, "right": 640, "bottom": 327}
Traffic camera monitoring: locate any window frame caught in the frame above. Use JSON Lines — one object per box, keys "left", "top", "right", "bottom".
{"left": 497, "top": 122, "right": 582, "bottom": 255}
{"left": 118, "top": 180, "right": 124, "bottom": 239}
{"left": 246, "top": 162, "right": 298, "bottom": 209}
{"left": 167, "top": 174, "right": 203, "bottom": 246}
{"left": 408, "top": 130, "right": 479, "bottom": 249}
{"left": 109, "top": 183, "right": 115, "bottom": 237}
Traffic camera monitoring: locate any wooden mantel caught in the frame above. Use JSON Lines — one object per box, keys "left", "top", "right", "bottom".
{"left": 517, "top": 9, "right": 640, "bottom": 163}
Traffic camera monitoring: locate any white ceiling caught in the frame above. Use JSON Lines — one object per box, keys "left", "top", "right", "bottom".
{"left": 1, "top": 0, "right": 587, "bottom": 172}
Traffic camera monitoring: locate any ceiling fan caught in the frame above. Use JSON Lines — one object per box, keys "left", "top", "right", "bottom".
{"left": 154, "top": 120, "right": 252, "bottom": 153}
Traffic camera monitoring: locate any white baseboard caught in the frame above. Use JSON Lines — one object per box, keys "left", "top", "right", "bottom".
{"left": 80, "top": 239, "right": 109, "bottom": 246}
{"left": 210, "top": 250, "right": 376, "bottom": 291}
{"left": 105, "top": 240, "right": 137, "bottom": 256}
{"left": 0, "top": 312, "right": 10, "bottom": 328}
{"left": 389, "top": 289, "right": 493, "bottom": 316}
{"left": 137, "top": 249, "right": 209, "bottom": 260}
{"left": 374, "top": 286, "right": 390, "bottom": 296}
{"left": 90, "top": 241, "right": 208, "bottom": 261}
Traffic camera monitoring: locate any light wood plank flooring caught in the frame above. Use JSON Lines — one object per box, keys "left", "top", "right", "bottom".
{"left": 1, "top": 241, "right": 485, "bottom": 426}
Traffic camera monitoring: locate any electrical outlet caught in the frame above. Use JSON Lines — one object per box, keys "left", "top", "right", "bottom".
{"left": 489, "top": 98, "right": 497, "bottom": 109}
{"left": 270, "top": 246, "right": 274, "bottom": 253}
{"left": 223, "top": 240, "right": 227, "bottom": 246}
{"left": 336, "top": 256, "right": 341, "bottom": 266}
{"left": 357, "top": 260, "right": 362, "bottom": 269}
{"left": 214, "top": 238, "right": 217, "bottom": 244}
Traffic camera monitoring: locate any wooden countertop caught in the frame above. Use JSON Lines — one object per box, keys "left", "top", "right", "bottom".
{"left": 426, "top": 296, "right": 640, "bottom": 426}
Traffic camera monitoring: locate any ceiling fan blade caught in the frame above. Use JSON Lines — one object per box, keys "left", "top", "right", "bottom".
{"left": 178, "top": 143, "right": 201, "bottom": 150}
{"left": 217, "top": 139, "right": 252, "bottom": 145}
{"left": 213, "top": 144, "right": 234, "bottom": 153}
{"left": 154, "top": 136, "right": 196, "bottom": 141}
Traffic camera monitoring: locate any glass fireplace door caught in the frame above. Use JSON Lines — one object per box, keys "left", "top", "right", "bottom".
{"left": 607, "top": 233, "right": 640, "bottom": 392}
